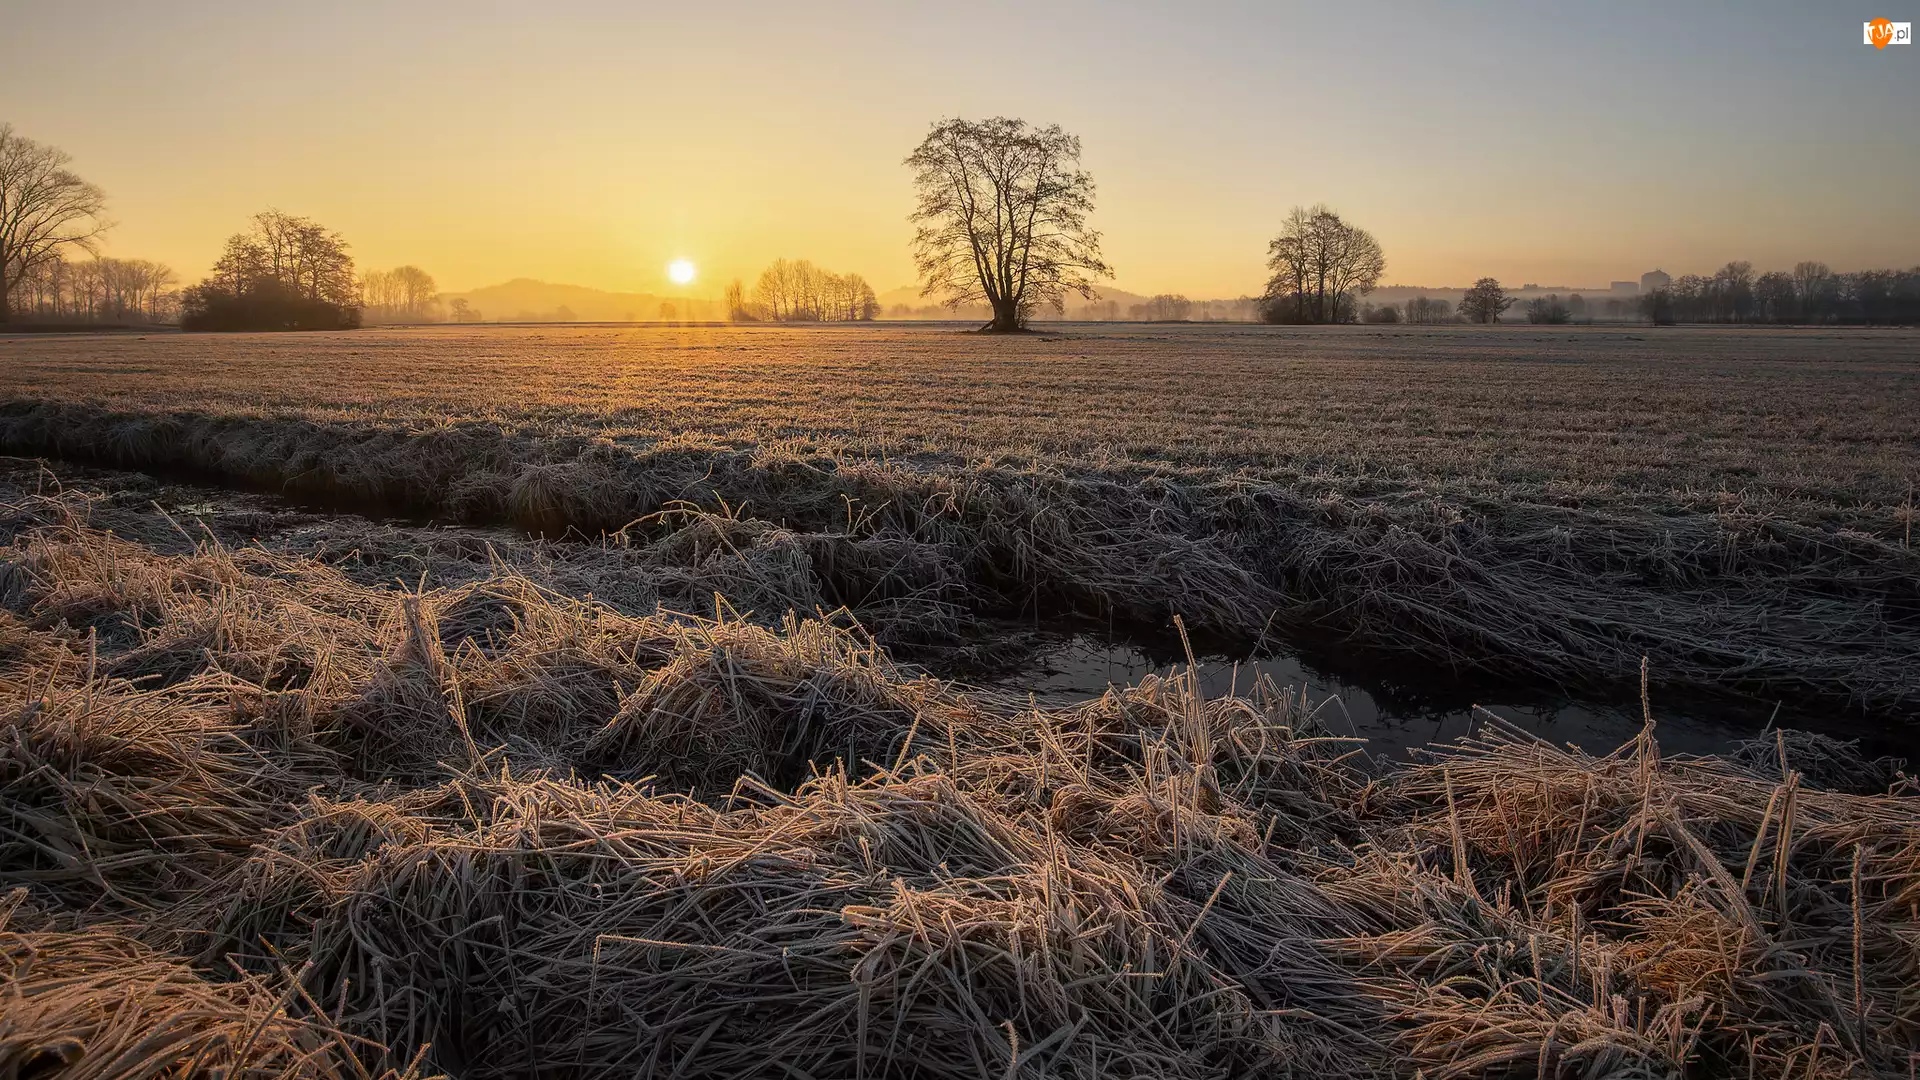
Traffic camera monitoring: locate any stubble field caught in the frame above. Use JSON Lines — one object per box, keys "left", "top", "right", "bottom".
{"left": 2, "top": 321, "right": 1918, "bottom": 1078}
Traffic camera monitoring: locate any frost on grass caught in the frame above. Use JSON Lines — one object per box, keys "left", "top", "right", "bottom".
{"left": 1, "top": 483, "right": 1916, "bottom": 1079}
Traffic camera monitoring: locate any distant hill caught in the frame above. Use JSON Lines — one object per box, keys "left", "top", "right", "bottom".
{"left": 441, "top": 279, "right": 721, "bottom": 322}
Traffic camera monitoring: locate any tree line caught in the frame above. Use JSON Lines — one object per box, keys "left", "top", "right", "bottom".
{"left": 725, "top": 258, "right": 879, "bottom": 322}
{"left": 1639, "top": 261, "right": 1920, "bottom": 326}
{"left": 10, "top": 256, "right": 178, "bottom": 323}
{"left": 1363, "top": 285, "right": 1615, "bottom": 326}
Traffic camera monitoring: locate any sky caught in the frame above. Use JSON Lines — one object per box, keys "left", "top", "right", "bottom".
{"left": 3, "top": 1, "right": 1915, "bottom": 299}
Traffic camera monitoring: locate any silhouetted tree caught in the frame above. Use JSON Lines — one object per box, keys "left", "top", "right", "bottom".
{"left": 907, "top": 117, "right": 1111, "bottom": 332}
{"left": 1459, "top": 278, "right": 1514, "bottom": 323}
{"left": 1794, "top": 261, "right": 1835, "bottom": 324}
{"left": 181, "top": 210, "right": 360, "bottom": 331}
{"left": 1713, "top": 260, "right": 1755, "bottom": 322}
{"left": 1404, "top": 296, "right": 1451, "bottom": 323}
{"left": 1132, "top": 294, "right": 1192, "bottom": 321}
{"left": 725, "top": 279, "right": 752, "bottom": 321}
{"left": 1524, "top": 295, "right": 1571, "bottom": 324}
{"left": 1754, "top": 271, "right": 1796, "bottom": 323}
{"left": 1260, "top": 206, "right": 1385, "bottom": 324}
{"left": 393, "top": 265, "right": 435, "bottom": 317}
{"left": 0, "top": 124, "right": 110, "bottom": 324}
{"left": 1639, "top": 287, "right": 1675, "bottom": 325}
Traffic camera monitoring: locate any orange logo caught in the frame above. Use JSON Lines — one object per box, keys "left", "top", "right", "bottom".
{"left": 1869, "top": 17, "right": 1895, "bottom": 47}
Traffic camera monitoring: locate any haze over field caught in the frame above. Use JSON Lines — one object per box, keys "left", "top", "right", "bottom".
{"left": 3, "top": 1, "right": 1915, "bottom": 301}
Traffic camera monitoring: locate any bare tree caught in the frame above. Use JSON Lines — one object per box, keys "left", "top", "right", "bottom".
{"left": 1638, "top": 287, "right": 1675, "bottom": 326}
{"left": 1459, "top": 278, "right": 1514, "bottom": 324}
{"left": 1754, "top": 271, "right": 1796, "bottom": 323}
{"left": 1524, "top": 295, "right": 1571, "bottom": 324}
{"left": 1260, "top": 206, "right": 1384, "bottom": 324}
{"left": 207, "top": 211, "right": 355, "bottom": 307}
{"left": 360, "top": 268, "right": 399, "bottom": 314}
{"left": 1131, "top": 294, "right": 1192, "bottom": 321}
{"left": 906, "top": 117, "right": 1111, "bottom": 332}
{"left": 1793, "top": 261, "right": 1834, "bottom": 324}
{"left": 13, "top": 255, "right": 176, "bottom": 323}
{"left": 391, "top": 265, "right": 436, "bottom": 318}
{"left": 0, "top": 125, "right": 111, "bottom": 323}
{"left": 182, "top": 210, "right": 359, "bottom": 330}
{"left": 825, "top": 271, "right": 878, "bottom": 320}
{"left": 742, "top": 260, "right": 877, "bottom": 322}
{"left": 1713, "top": 260, "right": 1755, "bottom": 322}
{"left": 361, "top": 265, "right": 439, "bottom": 322}
{"left": 724, "top": 279, "right": 752, "bottom": 322}
{"left": 1404, "top": 296, "right": 1451, "bottom": 324}
{"left": 1318, "top": 214, "right": 1385, "bottom": 322}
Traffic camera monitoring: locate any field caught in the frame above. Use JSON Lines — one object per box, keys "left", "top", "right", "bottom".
{"left": 2, "top": 322, "right": 1918, "bottom": 1077}
{"left": 3, "top": 322, "right": 1918, "bottom": 708}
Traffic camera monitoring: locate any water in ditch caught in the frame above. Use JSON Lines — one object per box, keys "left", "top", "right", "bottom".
{"left": 987, "top": 630, "right": 1905, "bottom": 763}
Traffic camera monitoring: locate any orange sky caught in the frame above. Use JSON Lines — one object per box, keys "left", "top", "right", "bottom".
{"left": 4, "top": 1, "right": 1914, "bottom": 299}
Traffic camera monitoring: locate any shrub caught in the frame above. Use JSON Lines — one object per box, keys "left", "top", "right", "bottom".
{"left": 181, "top": 279, "right": 362, "bottom": 331}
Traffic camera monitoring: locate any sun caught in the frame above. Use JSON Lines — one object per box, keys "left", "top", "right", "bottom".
{"left": 667, "top": 259, "right": 696, "bottom": 286}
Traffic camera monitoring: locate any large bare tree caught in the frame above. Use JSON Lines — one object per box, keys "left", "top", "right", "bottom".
{"left": 1261, "top": 205, "right": 1384, "bottom": 324}
{"left": 906, "top": 117, "right": 1111, "bottom": 332}
{"left": 0, "top": 124, "right": 110, "bottom": 324}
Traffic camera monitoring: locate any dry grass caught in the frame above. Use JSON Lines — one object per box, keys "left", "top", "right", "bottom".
{"left": 1, "top": 486, "right": 1916, "bottom": 1078}
{"left": 3, "top": 324, "right": 1919, "bottom": 710}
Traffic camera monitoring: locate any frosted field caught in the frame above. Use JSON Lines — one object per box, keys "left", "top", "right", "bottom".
{"left": 3, "top": 321, "right": 1918, "bottom": 715}
{"left": 4, "top": 322, "right": 1920, "bottom": 1078}
{"left": 3, "top": 321, "right": 1918, "bottom": 524}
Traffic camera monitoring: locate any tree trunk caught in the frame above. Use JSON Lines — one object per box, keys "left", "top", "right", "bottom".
{"left": 987, "top": 296, "right": 1021, "bottom": 332}
{"left": 0, "top": 266, "right": 10, "bottom": 324}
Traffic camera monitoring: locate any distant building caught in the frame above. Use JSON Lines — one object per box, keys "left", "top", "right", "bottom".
{"left": 1640, "top": 269, "right": 1672, "bottom": 293}
{"left": 1610, "top": 280, "right": 1639, "bottom": 295}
